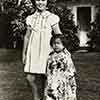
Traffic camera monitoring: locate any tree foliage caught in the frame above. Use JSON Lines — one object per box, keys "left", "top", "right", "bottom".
{"left": 51, "top": 2, "right": 79, "bottom": 52}
{"left": 0, "top": 0, "right": 79, "bottom": 51}
{"left": 87, "top": 8, "right": 100, "bottom": 50}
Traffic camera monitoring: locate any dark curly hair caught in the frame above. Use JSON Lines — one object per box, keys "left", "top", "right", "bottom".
{"left": 31, "top": 0, "right": 56, "bottom": 8}
{"left": 50, "top": 34, "right": 68, "bottom": 48}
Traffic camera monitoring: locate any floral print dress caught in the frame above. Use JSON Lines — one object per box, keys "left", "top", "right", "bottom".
{"left": 45, "top": 49, "right": 77, "bottom": 100}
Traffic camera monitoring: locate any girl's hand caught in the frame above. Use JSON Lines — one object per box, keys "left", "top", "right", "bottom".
{"left": 70, "top": 93, "right": 76, "bottom": 100}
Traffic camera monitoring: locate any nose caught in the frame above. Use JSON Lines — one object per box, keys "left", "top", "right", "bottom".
{"left": 55, "top": 43, "right": 58, "bottom": 47}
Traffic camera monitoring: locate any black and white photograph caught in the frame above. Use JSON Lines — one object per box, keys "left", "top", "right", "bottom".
{"left": 0, "top": 0, "right": 100, "bottom": 100}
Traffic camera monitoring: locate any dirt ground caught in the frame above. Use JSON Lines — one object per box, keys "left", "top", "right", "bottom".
{"left": 0, "top": 49, "right": 99, "bottom": 100}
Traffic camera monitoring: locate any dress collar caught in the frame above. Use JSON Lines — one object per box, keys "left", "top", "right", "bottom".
{"left": 50, "top": 48, "right": 71, "bottom": 56}
{"left": 34, "top": 10, "right": 51, "bottom": 18}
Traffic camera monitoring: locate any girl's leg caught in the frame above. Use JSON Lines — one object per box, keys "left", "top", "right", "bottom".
{"left": 26, "top": 74, "right": 40, "bottom": 100}
{"left": 37, "top": 74, "right": 46, "bottom": 100}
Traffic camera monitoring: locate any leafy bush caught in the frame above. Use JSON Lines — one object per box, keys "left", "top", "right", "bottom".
{"left": 1, "top": 0, "right": 34, "bottom": 48}
{"left": 52, "top": 2, "right": 79, "bottom": 52}
{"left": 87, "top": 8, "right": 100, "bottom": 50}
{"left": 1, "top": 0, "right": 79, "bottom": 51}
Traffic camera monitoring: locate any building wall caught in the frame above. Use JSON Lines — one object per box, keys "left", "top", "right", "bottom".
{"left": 57, "top": 0, "right": 99, "bottom": 47}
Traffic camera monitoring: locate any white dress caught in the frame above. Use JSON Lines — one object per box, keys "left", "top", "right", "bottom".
{"left": 24, "top": 10, "right": 60, "bottom": 74}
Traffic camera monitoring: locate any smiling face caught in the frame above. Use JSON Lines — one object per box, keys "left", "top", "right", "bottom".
{"left": 52, "top": 38, "right": 64, "bottom": 53}
{"left": 35, "top": 0, "right": 47, "bottom": 12}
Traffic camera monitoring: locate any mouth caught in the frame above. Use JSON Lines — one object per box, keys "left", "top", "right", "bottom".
{"left": 38, "top": 4, "right": 44, "bottom": 8}
{"left": 55, "top": 47, "right": 59, "bottom": 50}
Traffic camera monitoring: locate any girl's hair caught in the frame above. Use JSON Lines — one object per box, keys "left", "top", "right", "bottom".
{"left": 31, "top": 0, "right": 55, "bottom": 8}
{"left": 50, "top": 34, "right": 67, "bottom": 47}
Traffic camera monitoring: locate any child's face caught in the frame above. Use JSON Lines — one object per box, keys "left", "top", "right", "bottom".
{"left": 35, "top": 0, "right": 47, "bottom": 12}
{"left": 52, "top": 38, "right": 64, "bottom": 52}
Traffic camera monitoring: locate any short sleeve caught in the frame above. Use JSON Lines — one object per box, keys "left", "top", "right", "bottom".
{"left": 65, "top": 52, "right": 76, "bottom": 78}
{"left": 50, "top": 14, "right": 60, "bottom": 26}
{"left": 25, "top": 16, "right": 33, "bottom": 30}
{"left": 26, "top": 16, "right": 31, "bottom": 26}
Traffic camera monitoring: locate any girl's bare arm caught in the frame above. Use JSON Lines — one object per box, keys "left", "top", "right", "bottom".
{"left": 22, "top": 26, "right": 31, "bottom": 63}
{"left": 52, "top": 23, "right": 62, "bottom": 35}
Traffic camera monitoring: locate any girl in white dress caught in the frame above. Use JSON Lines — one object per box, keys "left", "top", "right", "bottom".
{"left": 22, "top": 0, "right": 62, "bottom": 100}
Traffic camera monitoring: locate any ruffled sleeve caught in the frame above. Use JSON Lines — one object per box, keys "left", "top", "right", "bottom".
{"left": 50, "top": 14, "right": 60, "bottom": 27}
{"left": 67, "top": 57, "right": 76, "bottom": 77}
{"left": 64, "top": 50, "right": 76, "bottom": 77}
{"left": 26, "top": 15, "right": 33, "bottom": 30}
{"left": 26, "top": 16, "right": 31, "bottom": 26}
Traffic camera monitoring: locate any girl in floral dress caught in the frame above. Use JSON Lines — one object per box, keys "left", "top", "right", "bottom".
{"left": 45, "top": 34, "right": 77, "bottom": 100}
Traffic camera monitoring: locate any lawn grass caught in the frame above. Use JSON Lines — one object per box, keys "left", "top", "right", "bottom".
{"left": 0, "top": 49, "right": 100, "bottom": 100}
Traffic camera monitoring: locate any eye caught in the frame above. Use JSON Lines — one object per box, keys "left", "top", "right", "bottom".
{"left": 35, "top": 0, "right": 40, "bottom": 1}
{"left": 42, "top": 0, "right": 46, "bottom": 1}
{"left": 35, "top": 0, "right": 46, "bottom": 1}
